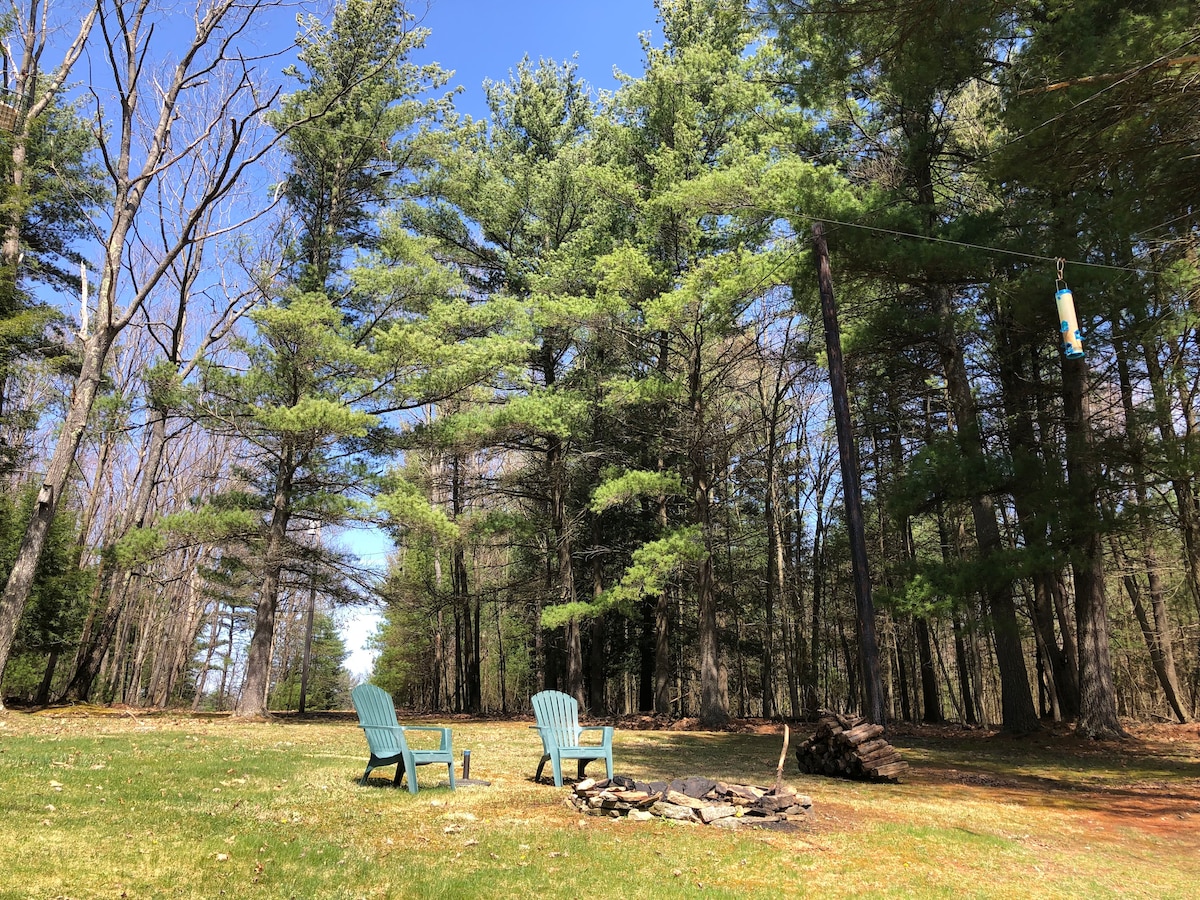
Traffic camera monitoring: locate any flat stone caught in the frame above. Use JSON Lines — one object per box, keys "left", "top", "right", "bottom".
{"left": 634, "top": 792, "right": 663, "bottom": 809}
{"left": 651, "top": 801, "right": 697, "bottom": 821}
{"left": 627, "top": 809, "right": 654, "bottom": 822}
{"left": 612, "top": 790, "right": 651, "bottom": 803}
{"left": 711, "top": 817, "right": 741, "bottom": 830}
{"left": 670, "top": 776, "right": 718, "bottom": 799}
{"left": 699, "top": 805, "right": 737, "bottom": 824}
{"left": 727, "top": 784, "right": 761, "bottom": 802}
{"left": 755, "top": 795, "right": 792, "bottom": 813}
{"left": 666, "top": 790, "right": 706, "bottom": 810}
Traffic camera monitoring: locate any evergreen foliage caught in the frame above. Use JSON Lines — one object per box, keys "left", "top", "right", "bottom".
{"left": 2, "top": 0, "right": 1198, "bottom": 728}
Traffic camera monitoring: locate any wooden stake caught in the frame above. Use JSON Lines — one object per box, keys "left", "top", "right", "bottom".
{"left": 775, "top": 723, "right": 790, "bottom": 793}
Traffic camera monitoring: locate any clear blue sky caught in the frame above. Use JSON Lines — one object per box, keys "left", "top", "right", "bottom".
{"left": 414, "top": 0, "right": 660, "bottom": 116}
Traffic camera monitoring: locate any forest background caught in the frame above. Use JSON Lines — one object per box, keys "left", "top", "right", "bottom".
{"left": 0, "top": 0, "right": 1197, "bottom": 742}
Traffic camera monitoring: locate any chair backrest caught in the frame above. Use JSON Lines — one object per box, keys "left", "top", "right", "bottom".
{"left": 352, "top": 683, "right": 403, "bottom": 755}
{"left": 532, "top": 690, "right": 581, "bottom": 748}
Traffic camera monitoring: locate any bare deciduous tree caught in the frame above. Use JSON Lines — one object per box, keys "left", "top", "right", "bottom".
{"left": 0, "top": 0, "right": 289, "bottom": 710}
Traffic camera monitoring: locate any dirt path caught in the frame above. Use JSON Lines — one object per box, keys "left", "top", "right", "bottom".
{"left": 889, "top": 722, "right": 1200, "bottom": 846}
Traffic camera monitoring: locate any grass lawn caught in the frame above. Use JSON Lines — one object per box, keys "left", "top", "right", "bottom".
{"left": 1, "top": 710, "right": 1197, "bottom": 899}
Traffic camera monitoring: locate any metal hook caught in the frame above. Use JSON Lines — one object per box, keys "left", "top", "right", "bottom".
{"left": 1055, "top": 257, "right": 1066, "bottom": 289}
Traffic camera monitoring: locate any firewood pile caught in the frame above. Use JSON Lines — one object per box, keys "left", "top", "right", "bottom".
{"left": 795, "top": 713, "right": 908, "bottom": 782}
{"left": 565, "top": 775, "right": 812, "bottom": 828}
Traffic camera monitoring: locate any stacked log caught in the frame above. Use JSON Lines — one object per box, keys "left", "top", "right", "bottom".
{"left": 565, "top": 775, "right": 812, "bottom": 828}
{"left": 796, "top": 713, "right": 909, "bottom": 782}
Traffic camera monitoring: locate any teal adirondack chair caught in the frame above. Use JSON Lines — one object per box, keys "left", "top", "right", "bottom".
{"left": 351, "top": 683, "right": 456, "bottom": 794}
{"left": 531, "top": 690, "right": 614, "bottom": 787}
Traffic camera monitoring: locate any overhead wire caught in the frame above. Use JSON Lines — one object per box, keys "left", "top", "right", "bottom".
{"left": 776, "top": 210, "right": 1158, "bottom": 274}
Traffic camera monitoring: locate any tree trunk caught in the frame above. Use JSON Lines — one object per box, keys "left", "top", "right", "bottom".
{"left": 811, "top": 234, "right": 885, "bottom": 724}
{"left": 234, "top": 453, "right": 295, "bottom": 717}
{"left": 654, "top": 589, "right": 672, "bottom": 714}
{"left": 1061, "top": 357, "right": 1125, "bottom": 739}
{"left": 153, "top": 562, "right": 205, "bottom": 707}
{"left": 638, "top": 595, "right": 655, "bottom": 711}
{"left": 758, "top": 336, "right": 795, "bottom": 719}
{"left": 587, "top": 519, "right": 606, "bottom": 713}
{"left": 0, "top": 331, "right": 113, "bottom": 709}
{"left": 916, "top": 617, "right": 942, "bottom": 723}
{"left": 690, "top": 331, "right": 728, "bottom": 729}
{"left": 939, "top": 504, "right": 978, "bottom": 726}
{"left": 1113, "top": 341, "right": 1189, "bottom": 723}
{"left": 64, "top": 402, "right": 172, "bottom": 701}
{"left": 994, "top": 321, "right": 1079, "bottom": 718}
{"left": 542, "top": 330, "right": 584, "bottom": 707}
{"left": 931, "top": 285, "right": 1040, "bottom": 734}
{"left": 192, "top": 602, "right": 223, "bottom": 710}
{"left": 1141, "top": 334, "right": 1200, "bottom": 638}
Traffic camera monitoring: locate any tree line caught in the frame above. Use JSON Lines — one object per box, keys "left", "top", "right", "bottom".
{"left": 0, "top": 0, "right": 1196, "bottom": 738}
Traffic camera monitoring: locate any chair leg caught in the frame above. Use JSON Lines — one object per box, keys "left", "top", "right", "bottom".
{"left": 403, "top": 760, "right": 419, "bottom": 794}
{"left": 535, "top": 753, "right": 551, "bottom": 783}
{"left": 361, "top": 765, "right": 373, "bottom": 786}
{"left": 447, "top": 762, "right": 457, "bottom": 790}
{"left": 604, "top": 753, "right": 613, "bottom": 781}
{"left": 551, "top": 753, "right": 564, "bottom": 788}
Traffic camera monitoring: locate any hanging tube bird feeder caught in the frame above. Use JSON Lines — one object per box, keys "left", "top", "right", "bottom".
{"left": 1055, "top": 258, "right": 1085, "bottom": 359}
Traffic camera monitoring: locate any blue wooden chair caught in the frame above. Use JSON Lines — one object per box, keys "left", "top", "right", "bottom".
{"left": 531, "top": 690, "right": 614, "bottom": 787}
{"left": 351, "top": 683, "right": 456, "bottom": 794}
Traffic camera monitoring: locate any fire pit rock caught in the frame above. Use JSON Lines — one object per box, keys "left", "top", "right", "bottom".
{"left": 565, "top": 775, "right": 812, "bottom": 827}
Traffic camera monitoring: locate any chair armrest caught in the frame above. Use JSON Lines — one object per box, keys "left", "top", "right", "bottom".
{"left": 400, "top": 725, "right": 453, "bottom": 750}
{"left": 578, "top": 725, "right": 613, "bottom": 745}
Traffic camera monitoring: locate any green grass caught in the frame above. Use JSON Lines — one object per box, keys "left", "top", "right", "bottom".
{"left": 1, "top": 712, "right": 1197, "bottom": 899}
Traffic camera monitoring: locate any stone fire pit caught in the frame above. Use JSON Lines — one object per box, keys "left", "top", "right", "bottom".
{"left": 564, "top": 774, "right": 812, "bottom": 829}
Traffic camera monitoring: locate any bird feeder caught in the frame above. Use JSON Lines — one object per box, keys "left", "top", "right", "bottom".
{"left": 1055, "top": 258, "right": 1085, "bottom": 359}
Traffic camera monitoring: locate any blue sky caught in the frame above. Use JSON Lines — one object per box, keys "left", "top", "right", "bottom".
{"left": 415, "top": 0, "right": 660, "bottom": 116}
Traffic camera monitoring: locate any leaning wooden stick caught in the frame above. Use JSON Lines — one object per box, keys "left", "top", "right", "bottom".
{"left": 775, "top": 724, "right": 790, "bottom": 793}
